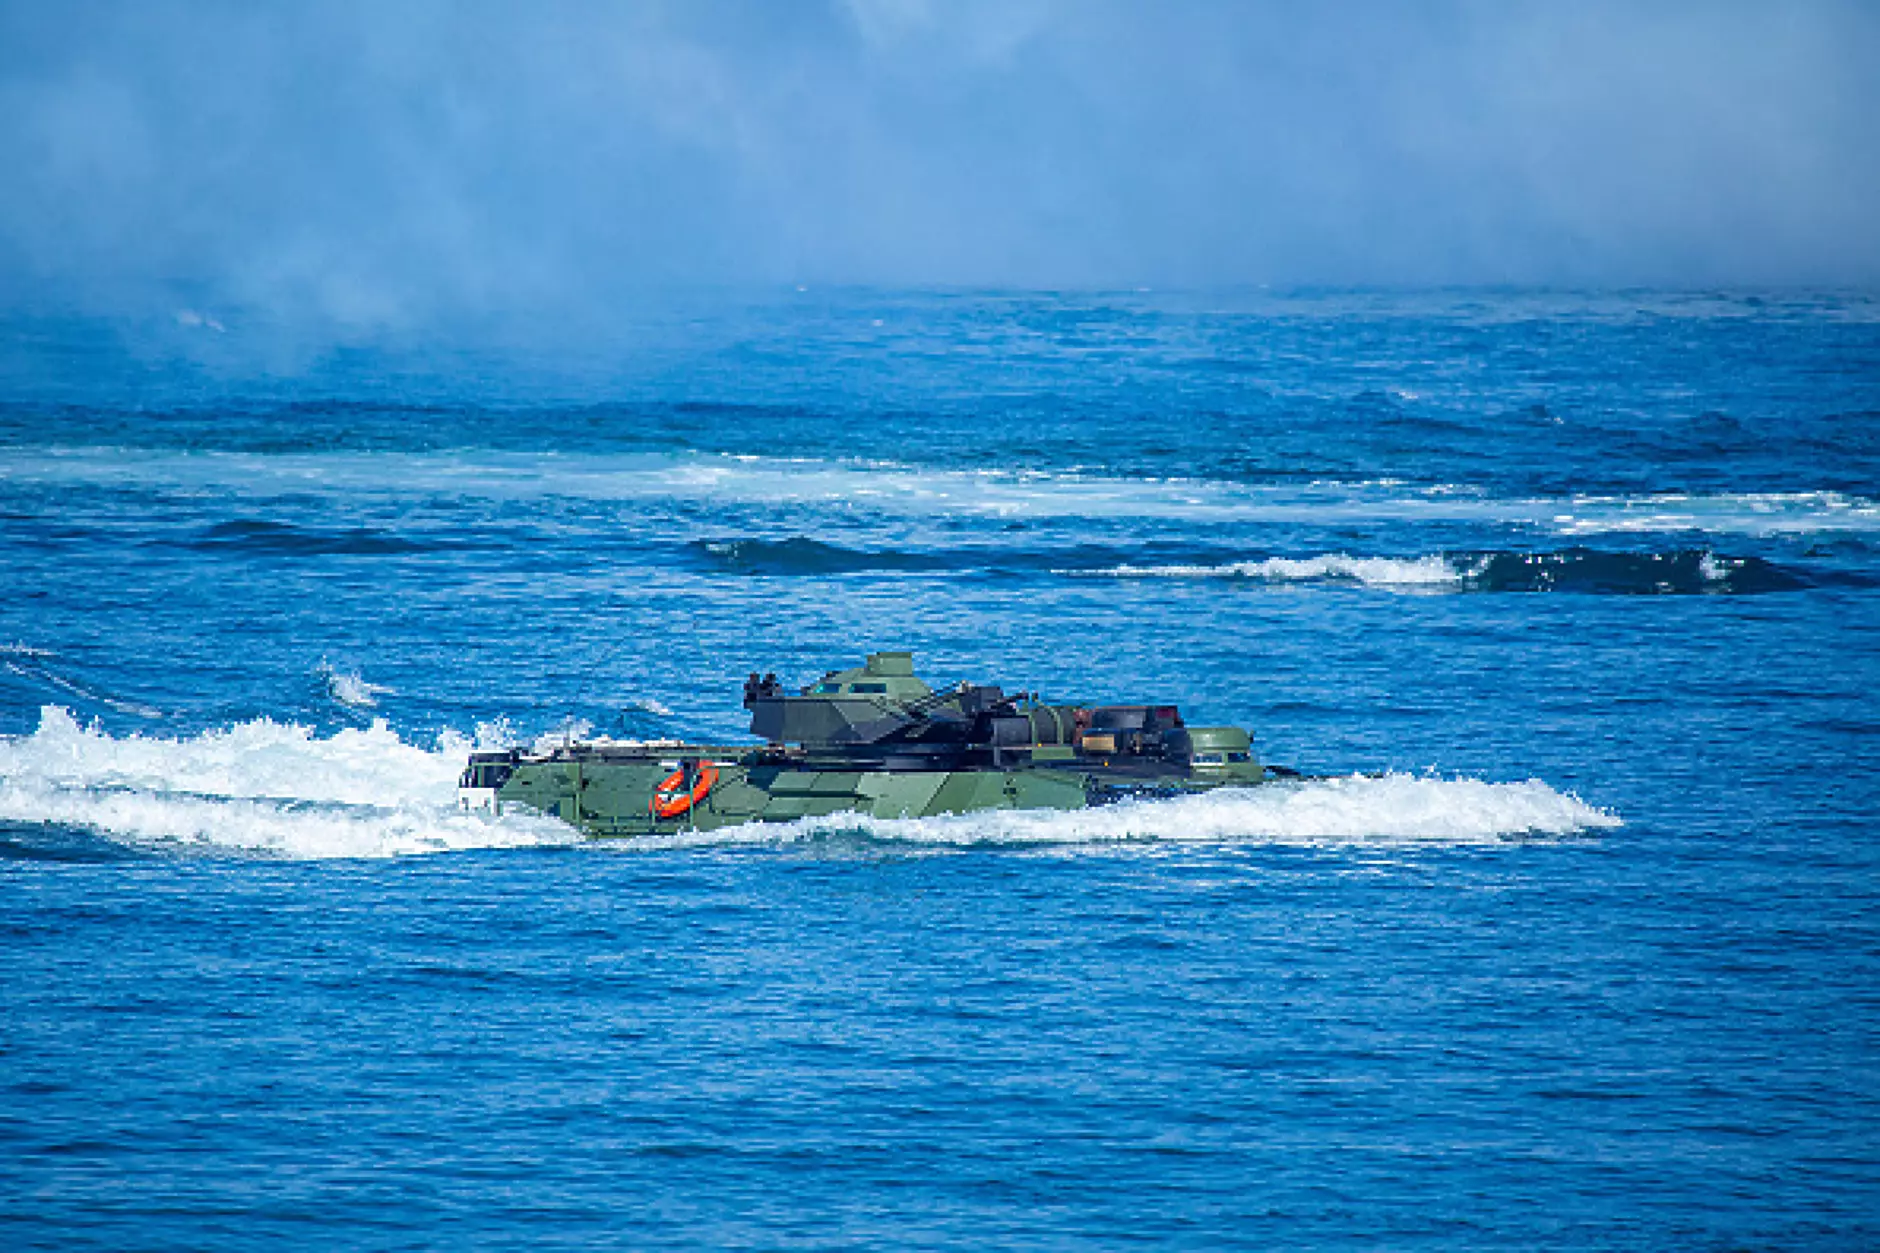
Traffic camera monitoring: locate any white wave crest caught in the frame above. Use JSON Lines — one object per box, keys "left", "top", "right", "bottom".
{"left": 317, "top": 658, "right": 393, "bottom": 709}
{"left": 1062, "top": 553, "right": 1465, "bottom": 587}
{"left": 624, "top": 698, "right": 674, "bottom": 717}
{"left": 0, "top": 707, "right": 567, "bottom": 859}
{"left": 616, "top": 773, "right": 1620, "bottom": 853}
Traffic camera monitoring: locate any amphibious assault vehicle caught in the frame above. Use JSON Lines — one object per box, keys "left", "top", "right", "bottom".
{"left": 458, "top": 651, "right": 1289, "bottom": 837}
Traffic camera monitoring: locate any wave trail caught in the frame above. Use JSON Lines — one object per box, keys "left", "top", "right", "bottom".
{"left": 0, "top": 707, "right": 566, "bottom": 859}
{"left": 189, "top": 519, "right": 432, "bottom": 556}
{"left": 1, "top": 648, "right": 164, "bottom": 718}
{"left": 690, "top": 536, "right": 953, "bottom": 575}
{"left": 625, "top": 773, "right": 1620, "bottom": 853}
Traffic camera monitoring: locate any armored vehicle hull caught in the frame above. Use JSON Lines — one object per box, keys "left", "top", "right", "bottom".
{"left": 460, "top": 652, "right": 1285, "bottom": 838}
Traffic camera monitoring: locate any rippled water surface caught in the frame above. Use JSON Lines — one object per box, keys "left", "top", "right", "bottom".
{"left": 3, "top": 290, "right": 1878, "bottom": 1247}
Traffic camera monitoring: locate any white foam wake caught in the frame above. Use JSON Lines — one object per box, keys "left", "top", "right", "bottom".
{"left": 621, "top": 773, "right": 1620, "bottom": 853}
{"left": 1, "top": 708, "right": 1618, "bottom": 859}
{"left": 0, "top": 707, "right": 567, "bottom": 859}
{"left": 1062, "top": 553, "right": 1465, "bottom": 587}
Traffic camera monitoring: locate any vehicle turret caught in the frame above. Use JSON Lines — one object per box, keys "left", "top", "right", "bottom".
{"left": 802, "top": 650, "right": 931, "bottom": 701}
{"left": 747, "top": 651, "right": 944, "bottom": 746}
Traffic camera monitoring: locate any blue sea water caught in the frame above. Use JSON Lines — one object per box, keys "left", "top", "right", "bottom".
{"left": 2, "top": 289, "right": 1878, "bottom": 1248}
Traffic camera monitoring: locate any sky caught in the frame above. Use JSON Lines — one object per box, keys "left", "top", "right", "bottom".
{"left": 0, "top": 0, "right": 1875, "bottom": 327}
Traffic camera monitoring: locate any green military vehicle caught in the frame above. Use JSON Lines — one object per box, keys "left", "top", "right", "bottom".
{"left": 458, "top": 651, "right": 1289, "bottom": 837}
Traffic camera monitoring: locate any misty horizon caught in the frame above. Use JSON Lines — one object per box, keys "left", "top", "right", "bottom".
{"left": 2, "top": 0, "right": 1877, "bottom": 332}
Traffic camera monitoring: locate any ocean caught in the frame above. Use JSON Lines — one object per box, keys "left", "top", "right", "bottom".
{"left": 2, "top": 288, "right": 1877, "bottom": 1247}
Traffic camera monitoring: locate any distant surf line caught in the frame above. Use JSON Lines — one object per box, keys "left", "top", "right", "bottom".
{"left": 3, "top": 446, "right": 1876, "bottom": 537}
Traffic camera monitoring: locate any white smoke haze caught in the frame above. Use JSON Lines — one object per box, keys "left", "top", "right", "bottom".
{"left": 0, "top": 0, "right": 1874, "bottom": 330}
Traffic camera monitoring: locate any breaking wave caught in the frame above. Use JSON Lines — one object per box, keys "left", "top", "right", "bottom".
{"left": 1070, "top": 553, "right": 1462, "bottom": 587}
{"left": 690, "top": 538, "right": 1821, "bottom": 594}
{"left": 1069, "top": 548, "right": 1815, "bottom": 593}
{"left": 0, "top": 707, "right": 568, "bottom": 859}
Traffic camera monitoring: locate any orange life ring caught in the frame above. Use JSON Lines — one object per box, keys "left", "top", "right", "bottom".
{"left": 650, "top": 762, "right": 719, "bottom": 819}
